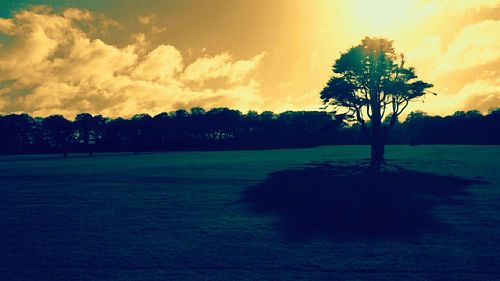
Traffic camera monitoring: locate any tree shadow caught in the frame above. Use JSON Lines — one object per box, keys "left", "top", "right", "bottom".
{"left": 240, "top": 161, "right": 485, "bottom": 241}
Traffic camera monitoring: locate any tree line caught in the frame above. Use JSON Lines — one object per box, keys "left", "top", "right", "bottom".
{"left": 0, "top": 107, "right": 498, "bottom": 156}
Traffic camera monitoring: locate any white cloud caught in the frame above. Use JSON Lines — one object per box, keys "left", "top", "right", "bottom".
{"left": 415, "top": 0, "right": 499, "bottom": 20}
{"left": 132, "top": 33, "right": 146, "bottom": 43}
{"left": 458, "top": 78, "right": 500, "bottom": 112}
{"left": 138, "top": 15, "right": 154, "bottom": 25}
{"left": 406, "top": 36, "right": 441, "bottom": 66}
{"left": 63, "top": 8, "right": 92, "bottom": 21}
{"left": 433, "top": 20, "right": 500, "bottom": 76}
{"left": 440, "top": 0, "right": 499, "bottom": 13}
{"left": 422, "top": 77, "right": 500, "bottom": 115}
{"left": 131, "top": 45, "right": 183, "bottom": 83}
{"left": 137, "top": 14, "right": 167, "bottom": 34}
{"left": 152, "top": 26, "right": 167, "bottom": 34}
{"left": 0, "top": 8, "right": 265, "bottom": 118}
{"left": 0, "top": 18, "right": 15, "bottom": 34}
{"left": 182, "top": 52, "right": 266, "bottom": 85}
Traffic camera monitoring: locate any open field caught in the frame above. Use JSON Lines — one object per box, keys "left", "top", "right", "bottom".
{"left": 1, "top": 145, "right": 499, "bottom": 280}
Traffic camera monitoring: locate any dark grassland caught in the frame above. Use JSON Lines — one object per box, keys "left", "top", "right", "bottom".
{"left": 1, "top": 145, "right": 499, "bottom": 280}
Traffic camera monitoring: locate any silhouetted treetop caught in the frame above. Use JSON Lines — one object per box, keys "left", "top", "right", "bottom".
{"left": 322, "top": 37, "right": 433, "bottom": 123}
{"left": 321, "top": 37, "right": 433, "bottom": 167}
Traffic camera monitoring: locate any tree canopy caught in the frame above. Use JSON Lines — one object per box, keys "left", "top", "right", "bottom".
{"left": 321, "top": 37, "right": 433, "bottom": 124}
{"left": 320, "top": 37, "right": 433, "bottom": 166}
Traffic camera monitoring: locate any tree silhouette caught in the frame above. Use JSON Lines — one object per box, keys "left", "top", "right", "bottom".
{"left": 130, "top": 114, "right": 153, "bottom": 153}
{"left": 0, "top": 108, "right": 498, "bottom": 155}
{"left": 0, "top": 114, "right": 36, "bottom": 154}
{"left": 320, "top": 37, "right": 433, "bottom": 168}
{"left": 74, "top": 113, "right": 106, "bottom": 157}
{"left": 42, "top": 115, "right": 73, "bottom": 158}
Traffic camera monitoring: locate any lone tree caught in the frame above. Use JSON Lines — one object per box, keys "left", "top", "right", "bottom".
{"left": 321, "top": 37, "right": 433, "bottom": 168}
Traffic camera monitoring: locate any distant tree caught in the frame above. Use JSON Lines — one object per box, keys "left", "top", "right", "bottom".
{"left": 0, "top": 114, "right": 36, "bottom": 154}
{"left": 42, "top": 115, "right": 73, "bottom": 158}
{"left": 1, "top": 107, "right": 498, "bottom": 155}
{"left": 151, "top": 113, "right": 172, "bottom": 150}
{"left": 486, "top": 108, "right": 500, "bottom": 144}
{"left": 245, "top": 110, "right": 259, "bottom": 129}
{"left": 190, "top": 107, "right": 206, "bottom": 116}
{"left": 92, "top": 115, "right": 106, "bottom": 151}
{"left": 383, "top": 114, "right": 404, "bottom": 144}
{"left": 206, "top": 108, "right": 242, "bottom": 140}
{"left": 74, "top": 113, "right": 105, "bottom": 157}
{"left": 130, "top": 114, "right": 153, "bottom": 153}
{"left": 189, "top": 107, "right": 208, "bottom": 144}
{"left": 103, "top": 117, "right": 130, "bottom": 151}
{"left": 320, "top": 37, "right": 433, "bottom": 168}
{"left": 74, "top": 113, "right": 92, "bottom": 153}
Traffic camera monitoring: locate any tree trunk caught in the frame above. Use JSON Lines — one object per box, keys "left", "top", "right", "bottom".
{"left": 61, "top": 137, "right": 68, "bottom": 159}
{"left": 370, "top": 97, "right": 384, "bottom": 170}
{"left": 88, "top": 141, "right": 93, "bottom": 157}
{"left": 370, "top": 138, "right": 384, "bottom": 169}
{"left": 85, "top": 133, "right": 93, "bottom": 157}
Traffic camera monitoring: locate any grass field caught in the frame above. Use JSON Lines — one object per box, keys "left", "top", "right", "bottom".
{"left": 1, "top": 145, "right": 499, "bottom": 280}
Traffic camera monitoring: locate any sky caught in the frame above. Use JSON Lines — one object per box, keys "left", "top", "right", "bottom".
{"left": 0, "top": 0, "right": 498, "bottom": 118}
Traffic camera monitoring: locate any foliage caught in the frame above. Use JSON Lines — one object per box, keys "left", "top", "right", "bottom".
{"left": 320, "top": 37, "right": 434, "bottom": 165}
{"left": 320, "top": 37, "right": 433, "bottom": 129}
{"left": 0, "top": 108, "right": 498, "bottom": 155}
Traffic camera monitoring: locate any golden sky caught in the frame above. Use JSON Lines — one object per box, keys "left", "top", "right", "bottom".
{"left": 0, "top": 0, "right": 498, "bottom": 118}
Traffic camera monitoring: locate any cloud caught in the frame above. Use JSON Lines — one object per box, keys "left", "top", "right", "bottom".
{"left": 0, "top": 18, "right": 15, "bottom": 34}
{"left": 182, "top": 52, "right": 266, "bottom": 85}
{"left": 464, "top": 92, "right": 500, "bottom": 112}
{"left": 413, "top": 0, "right": 499, "bottom": 22}
{"left": 438, "top": 0, "right": 499, "bottom": 14}
{"left": 138, "top": 14, "right": 155, "bottom": 25}
{"left": 402, "top": 10, "right": 500, "bottom": 115}
{"left": 152, "top": 26, "right": 167, "bottom": 34}
{"left": 63, "top": 8, "right": 92, "bottom": 21}
{"left": 424, "top": 76, "right": 500, "bottom": 115}
{"left": 433, "top": 20, "right": 500, "bottom": 76}
{"left": 460, "top": 78, "right": 500, "bottom": 112}
{"left": 137, "top": 14, "right": 166, "bottom": 34}
{"left": 0, "top": 8, "right": 265, "bottom": 118}
{"left": 406, "top": 36, "right": 441, "bottom": 66}
{"left": 131, "top": 45, "right": 183, "bottom": 83}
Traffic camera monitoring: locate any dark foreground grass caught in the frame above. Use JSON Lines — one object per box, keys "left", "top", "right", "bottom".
{"left": 0, "top": 145, "right": 499, "bottom": 280}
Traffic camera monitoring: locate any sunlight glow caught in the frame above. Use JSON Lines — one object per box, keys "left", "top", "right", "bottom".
{"left": 353, "top": 0, "right": 414, "bottom": 36}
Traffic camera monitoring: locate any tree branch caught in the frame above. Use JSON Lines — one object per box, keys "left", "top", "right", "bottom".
{"left": 355, "top": 107, "right": 371, "bottom": 142}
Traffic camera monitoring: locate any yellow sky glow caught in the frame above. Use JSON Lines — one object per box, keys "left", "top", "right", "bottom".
{"left": 353, "top": 0, "right": 414, "bottom": 36}
{"left": 0, "top": 0, "right": 498, "bottom": 118}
